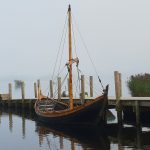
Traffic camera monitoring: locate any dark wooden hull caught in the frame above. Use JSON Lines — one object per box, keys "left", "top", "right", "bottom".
{"left": 35, "top": 85, "right": 108, "bottom": 125}
{"left": 35, "top": 98, "right": 107, "bottom": 125}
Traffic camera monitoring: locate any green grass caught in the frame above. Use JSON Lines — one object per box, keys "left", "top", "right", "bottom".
{"left": 127, "top": 73, "right": 150, "bottom": 97}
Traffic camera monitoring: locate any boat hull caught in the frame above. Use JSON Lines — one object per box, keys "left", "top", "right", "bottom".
{"left": 35, "top": 85, "right": 109, "bottom": 125}
{"left": 35, "top": 96, "right": 107, "bottom": 125}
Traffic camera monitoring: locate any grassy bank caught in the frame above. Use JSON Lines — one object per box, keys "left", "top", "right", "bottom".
{"left": 127, "top": 73, "right": 150, "bottom": 97}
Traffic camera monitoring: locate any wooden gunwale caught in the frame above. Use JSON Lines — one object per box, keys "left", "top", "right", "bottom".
{"left": 35, "top": 94, "right": 105, "bottom": 118}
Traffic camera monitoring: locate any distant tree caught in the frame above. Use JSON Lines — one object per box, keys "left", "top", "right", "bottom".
{"left": 127, "top": 73, "right": 150, "bottom": 97}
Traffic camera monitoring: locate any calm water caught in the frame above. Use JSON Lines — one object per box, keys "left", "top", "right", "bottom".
{"left": 0, "top": 109, "right": 150, "bottom": 150}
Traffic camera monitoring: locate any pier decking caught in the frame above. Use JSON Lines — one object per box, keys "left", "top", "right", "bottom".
{"left": 1, "top": 97, "right": 150, "bottom": 109}
{"left": 0, "top": 96, "right": 150, "bottom": 129}
{"left": 108, "top": 96, "right": 150, "bottom": 107}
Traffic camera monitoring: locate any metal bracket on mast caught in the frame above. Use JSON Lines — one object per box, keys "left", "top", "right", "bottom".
{"left": 66, "top": 57, "right": 79, "bottom": 72}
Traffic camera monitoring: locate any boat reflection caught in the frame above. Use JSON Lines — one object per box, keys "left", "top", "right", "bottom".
{"left": 35, "top": 122, "right": 110, "bottom": 150}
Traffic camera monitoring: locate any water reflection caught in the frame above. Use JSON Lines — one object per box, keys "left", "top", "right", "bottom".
{"left": 106, "top": 124, "right": 150, "bottom": 150}
{"left": 37, "top": 123, "right": 110, "bottom": 150}
{"left": 9, "top": 112, "right": 13, "bottom": 132}
{"left": 0, "top": 109, "right": 150, "bottom": 150}
{"left": 22, "top": 111, "right": 25, "bottom": 139}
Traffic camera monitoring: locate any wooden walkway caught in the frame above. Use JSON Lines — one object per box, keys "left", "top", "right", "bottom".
{"left": 0, "top": 96, "right": 150, "bottom": 127}
{"left": 108, "top": 96, "right": 150, "bottom": 107}
{"left": 1, "top": 97, "right": 150, "bottom": 109}
{"left": 0, "top": 99, "right": 36, "bottom": 110}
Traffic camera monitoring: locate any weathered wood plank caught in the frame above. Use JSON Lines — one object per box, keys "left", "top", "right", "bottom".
{"left": 0, "top": 94, "right": 10, "bottom": 100}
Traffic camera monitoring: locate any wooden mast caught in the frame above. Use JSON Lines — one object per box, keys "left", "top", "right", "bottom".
{"left": 68, "top": 5, "right": 73, "bottom": 110}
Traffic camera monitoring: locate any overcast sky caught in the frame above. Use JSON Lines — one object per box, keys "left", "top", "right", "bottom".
{"left": 0, "top": 0, "right": 150, "bottom": 96}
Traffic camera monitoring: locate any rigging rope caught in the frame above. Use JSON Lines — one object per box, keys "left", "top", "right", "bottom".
{"left": 76, "top": 66, "right": 81, "bottom": 94}
{"left": 57, "top": 22, "right": 67, "bottom": 77}
{"left": 51, "top": 14, "right": 68, "bottom": 81}
{"left": 72, "top": 20, "right": 78, "bottom": 58}
{"left": 72, "top": 13, "right": 104, "bottom": 90}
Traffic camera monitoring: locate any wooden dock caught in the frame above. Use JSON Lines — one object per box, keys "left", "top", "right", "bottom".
{"left": 0, "top": 99, "right": 36, "bottom": 110}
{"left": 108, "top": 96, "right": 150, "bottom": 107}
{"left": 0, "top": 71, "right": 150, "bottom": 127}
{"left": 108, "top": 96, "right": 150, "bottom": 127}
{"left": 0, "top": 96, "right": 150, "bottom": 128}
{"left": 1, "top": 96, "right": 150, "bottom": 108}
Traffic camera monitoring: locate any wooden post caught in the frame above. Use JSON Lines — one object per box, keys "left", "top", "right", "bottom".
{"left": 37, "top": 80, "right": 41, "bottom": 99}
{"left": 29, "top": 100, "right": 32, "bottom": 111}
{"left": 81, "top": 75, "right": 85, "bottom": 104}
{"left": 58, "top": 77, "right": 61, "bottom": 100}
{"left": 114, "top": 71, "right": 121, "bottom": 100}
{"left": 119, "top": 73, "right": 122, "bottom": 97}
{"left": 15, "top": 102, "right": 18, "bottom": 111}
{"left": 114, "top": 71, "right": 122, "bottom": 126}
{"left": 21, "top": 82, "right": 25, "bottom": 101}
{"left": 135, "top": 100, "right": 140, "bottom": 127}
{"left": 8, "top": 83, "right": 12, "bottom": 100}
{"left": 8, "top": 83, "right": 12, "bottom": 107}
{"left": 90, "top": 76, "right": 93, "bottom": 97}
{"left": 50, "top": 80, "right": 53, "bottom": 98}
{"left": 34, "top": 82, "right": 37, "bottom": 98}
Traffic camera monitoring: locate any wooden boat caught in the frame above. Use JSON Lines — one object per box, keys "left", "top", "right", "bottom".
{"left": 34, "top": 5, "right": 109, "bottom": 125}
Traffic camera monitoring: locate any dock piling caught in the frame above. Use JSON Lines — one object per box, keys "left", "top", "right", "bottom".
{"left": 37, "top": 80, "right": 41, "bottom": 99}
{"left": 8, "top": 83, "right": 12, "bottom": 100}
{"left": 34, "top": 82, "right": 37, "bottom": 98}
{"left": 114, "top": 71, "right": 123, "bottom": 126}
{"left": 135, "top": 100, "right": 140, "bottom": 127}
{"left": 8, "top": 83, "right": 12, "bottom": 108}
{"left": 21, "top": 82, "right": 25, "bottom": 101}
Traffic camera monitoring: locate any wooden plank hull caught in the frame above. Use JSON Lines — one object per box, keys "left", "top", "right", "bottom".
{"left": 35, "top": 85, "right": 109, "bottom": 125}
{"left": 35, "top": 95, "right": 108, "bottom": 125}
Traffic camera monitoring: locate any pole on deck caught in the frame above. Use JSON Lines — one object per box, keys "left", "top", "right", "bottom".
{"left": 81, "top": 75, "right": 85, "bottom": 104}
{"left": 50, "top": 80, "right": 53, "bottom": 98}
{"left": 90, "top": 76, "right": 93, "bottom": 97}
{"left": 58, "top": 77, "right": 61, "bottom": 101}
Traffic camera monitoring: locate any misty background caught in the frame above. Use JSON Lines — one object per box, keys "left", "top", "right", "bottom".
{"left": 0, "top": 0, "right": 150, "bottom": 98}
